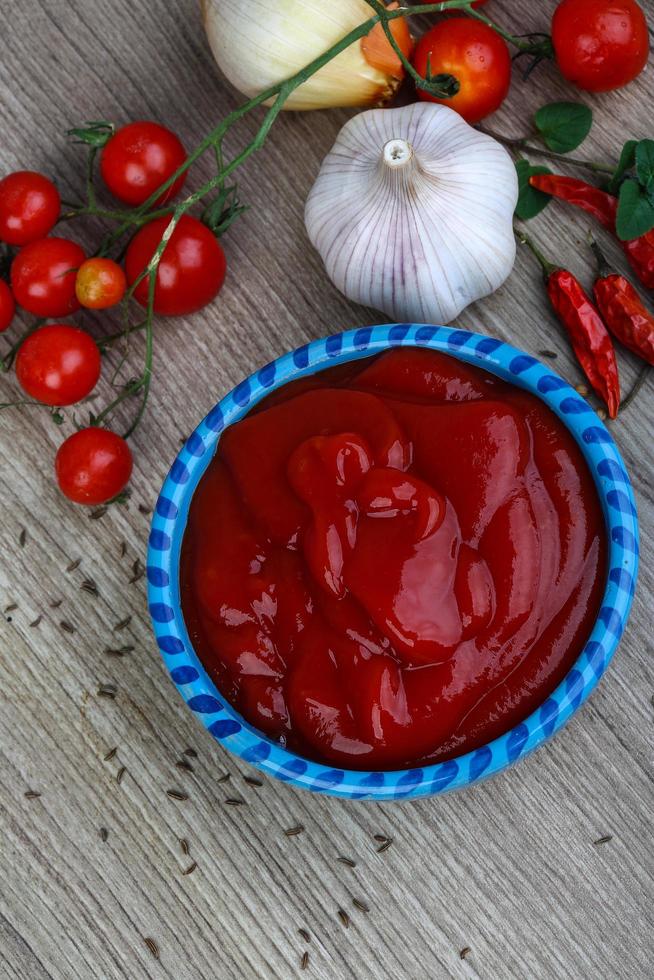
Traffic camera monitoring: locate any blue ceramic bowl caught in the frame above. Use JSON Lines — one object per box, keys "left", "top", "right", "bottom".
{"left": 147, "top": 325, "right": 638, "bottom": 801}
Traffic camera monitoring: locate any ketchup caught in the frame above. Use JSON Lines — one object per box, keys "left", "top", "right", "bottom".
{"left": 181, "top": 349, "right": 606, "bottom": 769}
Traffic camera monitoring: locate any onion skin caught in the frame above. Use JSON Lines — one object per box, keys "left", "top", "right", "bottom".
{"left": 201, "top": 0, "right": 411, "bottom": 111}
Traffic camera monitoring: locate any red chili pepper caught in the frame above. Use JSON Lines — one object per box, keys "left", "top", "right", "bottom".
{"left": 590, "top": 238, "right": 654, "bottom": 366}
{"left": 529, "top": 174, "right": 654, "bottom": 290}
{"left": 518, "top": 231, "right": 620, "bottom": 418}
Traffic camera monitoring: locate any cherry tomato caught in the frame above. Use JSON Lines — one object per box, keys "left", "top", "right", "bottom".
{"left": 75, "top": 257, "right": 126, "bottom": 310}
{"left": 16, "top": 323, "right": 101, "bottom": 406}
{"left": 0, "top": 171, "right": 60, "bottom": 246}
{"left": 11, "top": 237, "right": 85, "bottom": 318}
{"left": 55, "top": 427, "right": 133, "bottom": 505}
{"left": 552, "top": 0, "right": 648, "bottom": 92}
{"left": 0, "top": 280, "right": 15, "bottom": 332}
{"left": 412, "top": 18, "right": 511, "bottom": 123}
{"left": 100, "top": 121, "right": 188, "bottom": 207}
{"left": 125, "top": 215, "right": 226, "bottom": 316}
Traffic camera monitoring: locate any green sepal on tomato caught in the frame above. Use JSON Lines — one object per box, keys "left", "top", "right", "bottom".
{"left": 125, "top": 215, "right": 226, "bottom": 316}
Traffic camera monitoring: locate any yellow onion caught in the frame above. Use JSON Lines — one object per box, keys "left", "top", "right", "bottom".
{"left": 200, "top": 0, "right": 413, "bottom": 111}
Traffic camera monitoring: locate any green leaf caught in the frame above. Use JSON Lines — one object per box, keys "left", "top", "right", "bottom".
{"left": 635, "top": 139, "right": 654, "bottom": 194}
{"left": 606, "top": 140, "right": 637, "bottom": 194}
{"left": 616, "top": 179, "right": 654, "bottom": 240}
{"left": 534, "top": 101, "right": 592, "bottom": 154}
{"left": 514, "top": 160, "right": 552, "bottom": 220}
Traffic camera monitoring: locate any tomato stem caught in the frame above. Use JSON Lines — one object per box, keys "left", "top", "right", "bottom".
{"left": 478, "top": 126, "right": 616, "bottom": 176}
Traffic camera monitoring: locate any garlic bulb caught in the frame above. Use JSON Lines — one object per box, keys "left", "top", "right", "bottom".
{"left": 201, "top": 0, "right": 411, "bottom": 111}
{"left": 304, "top": 103, "right": 519, "bottom": 324}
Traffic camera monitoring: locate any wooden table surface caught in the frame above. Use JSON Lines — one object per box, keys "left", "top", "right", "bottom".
{"left": 1, "top": 1, "right": 652, "bottom": 978}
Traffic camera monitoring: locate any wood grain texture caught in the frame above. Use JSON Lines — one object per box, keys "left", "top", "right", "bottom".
{"left": 0, "top": 1, "right": 652, "bottom": 978}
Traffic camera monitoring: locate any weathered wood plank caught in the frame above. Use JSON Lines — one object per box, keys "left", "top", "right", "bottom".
{"left": 0, "top": 1, "right": 652, "bottom": 978}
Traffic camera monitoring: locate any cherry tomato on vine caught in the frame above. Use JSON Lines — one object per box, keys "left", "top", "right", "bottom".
{"left": 412, "top": 18, "right": 511, "bottom": 123}
{"left": 16, "top": 323, "right": 101, "bottom": 406}
{"left": 75, "top": 257, "right": 126, "bottom": 310}
{"left": 100, "top": 121, "right": 188, "bottom": 207}
{"left": 125, "top": 215, "right": 226, "bottom": 316}
{"left": 552, "top": 0, "right": 648, "bottom": 92}
{"left": 0, "top": 280, "right": 15, "bottom": 332}
{"left": 0, "top": 171, "right": 60, "bottom": 246}
{"left": 11, "top": 237, "right": 85, "bottom": 317}
{"left": 55, "top": 427, "right": 133, "bottom": 505}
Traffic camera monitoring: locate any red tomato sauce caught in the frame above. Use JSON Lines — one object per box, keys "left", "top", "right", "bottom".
{"left": 181, "top": 349, "right": 606, "bottom": 769}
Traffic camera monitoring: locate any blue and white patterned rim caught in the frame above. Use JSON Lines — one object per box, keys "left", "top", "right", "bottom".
{"left": 147, "top": 325, "right": 639, "bottom": 801}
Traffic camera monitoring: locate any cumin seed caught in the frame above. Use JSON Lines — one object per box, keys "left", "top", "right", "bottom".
{"left": 352, "top": 898, "right": 370, "bottom": 913}
{"left": 460, "top": 947, "right": 471, "bottom": 960}
{"left": 179, "top": 838, "right": 189, "bottom": 855}
{"left": 184, "top": 747, "right": 198, "bottom": 758}
{"left": 99, "top": 827, "right": 109, "bottom": 841}
{"left": 97, "top": 684, "right": 117, "bottom": 699}
{"left": 66, "top": 558, "right": 81, "bottom": 572}
{"left": 144, "top": 937, "right": 159, "bottom": 959}
{"left": 300, "top": 951, "right": 309, "bottom": 970}
{"left": 89, "top": 506, "right": 108, "bottom": 520}
{"left": 167, "top": 789, "right": 188, "bottom": 801}
{"left": 224, "top": 798, "right": 245, "bottom": 807}
{"left": 29, "top": 615, "right": 42, "bottom": 628}
{"left": 18, "top": 528, "right": 27, "bottom": 547}
{"left": 129, "top": 559, "right": 144, "bottom": 585}
{"left": 593, "top": 834, "right": 613, "bottom": 846}
{"left": 377, "top": 839, "right": 393, "bottom": 853}
{"left": 538, "top": 349, "right": 558, "bottom": 359}
{"left": 80, "top": 579, "right": 98, "bottom": 597}
{"left": 4, "top": 603, "right": 18, "bottom": 613}
{"left": 216, "top": 772, "right": 230, "bottom": 783}
{"left": 337, "top": 856, "right": 356, "bottom": 868}
{"left": 373, "top": 834, "right": 389, "bottom": 843}
{"left": 49, "top": 598, "right": 62, "bottom": 609}
{"left": 119, "top": 541, "right": 127, "bottom": 558}
{"left": 113, "top": 616, "right": 132, "bottom": 631}
{"left": 298, "top": 928, "right": 310, "bottom": 943}
{"left": 284, "top": 825, "right": 304, "bottom": 837}
{"left": 337, "top": 909, "right": 350, "bottom": 929}
{"left": 116, "top": 767, "right": 126, "bottom": 784}
{"left": 176, "top": 758, "right": 194, "bottom": 773}
{"left": 182, "top": 862, "right": 197, "bottom": 876}
{"left": 24, "top": 790, "right": 41, "bottom": 799}
{"left": 575, "top": 383, "right": 589, "bottom": 397}
{"left": 138, "top": 503, "right": 151, "bottom": 515}
{"left": 243, "top": 775, "right": 263, "bottom": 787}
{"left": 104, "top": 648, "right": 126, "bottom": 658}
{"left": 103, "top": 747, "right": 118, "bottom": 761}
{"left": 60, "top": 621, "right": 75, "bottom": 634}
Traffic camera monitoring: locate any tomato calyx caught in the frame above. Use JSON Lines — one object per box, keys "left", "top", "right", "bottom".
{"left": 66, "top": 120, "right": 115, "bottom": 149}
{"left": 201, "top": 183, "right": 248, "bottom": 238}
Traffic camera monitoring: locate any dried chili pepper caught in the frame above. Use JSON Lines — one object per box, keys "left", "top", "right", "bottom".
{"left": 589, "top": 237, "right": 654, "bottom": 366}
{"left": 517, "top": 231, "right": 620, "bottom": 418}
{"left": 529, "top": 174, "right": 654, "bottom": 290}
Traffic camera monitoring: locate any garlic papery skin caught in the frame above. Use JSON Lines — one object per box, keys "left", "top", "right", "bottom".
{"left": 304, "top": 103, "right": 519, "bottom": 324}
{"left": 201, "top": 0, "right": 410, "bottom": 111}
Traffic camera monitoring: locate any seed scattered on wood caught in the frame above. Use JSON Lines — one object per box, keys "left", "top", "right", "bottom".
{"left": 179, "top": 838, "right": 190, "bottom": 855}
{"left": 119, "top": 541, "right": 127, "bottom": 558}
{"left": 373, "top": 834, "right": 390, "bottom": 843}
{"left": 337, "top": 909, "right": 350, "bottom": 929}
{"left": 593, "top": 834, "right": 613, "bottom": 846}
{"left": 104, "top": 646, "right": 133, "bottom": 657}
{"left": 129, "top": 559, "right": 144, "bottom": 585}
{"left": 89, "top": 506, "right": 108, "bottom": 520}
{"left": 103, "top": 747, "right": 118, "bottom": 761}
{"left": 284, "top": 825, "right": 304, "bottom": 837}
{"left": 176, "top": 758, "right": 194, "bottom": 772}
{"left": 216, "top": 772, "right": 231, "bottom": 783}
{"left": 337, "top": 856, "right": 357, "bottom": 868}
{"left": 376, "top": 839, "right": 393, "bottom": 853}
{"left": 4, "top": 603, "right": 18, "bottom": 613}
{"left": 243, "top": 775, "right": 263, "bottom": 787}
{"left": 29, "top": 615, "right": 42, "bottom": 628}
{"left": 460, "top": 947, "right": 471, "bottom": 960}
{"left": 167, "top": 789, "right": 189, "bottom": 801}
{"left": 60, "top": 620, "right": 75, "bottom": 634}
{"left": 18, "top": 528, "right": 27, "bottom": 547}
{"left": 224, "top": 798, "right": 245, "bottom": 807}
{"left": 80, "top": 579, "right": 99, "bottom": 597}
{"left": 183, "top": 747, "right": 198, "bottom": 758}
{"left": 352, "top": 898, "right": 370, "bottom": 913}
{"left": 144, "top": 937, "right": 159, "bottom": 960}
{"left": 182, "top": 862, "right": 197, "bottom": 876}
{"left": 575, "top": 383, "right": 589, "bottom": 397}
{"left": 538, "top": 349, "right": 558, "bottom": 359}
{"left": 66, "top": 558, "right": 81, "bottom": 572}
{"left": 298, "top": 928, "right": 310, "bottom": 943}
{"left": 597, "top": 408, "right": 607, "bottom": 421}
{"left": 97, "top": 684, "right": 117, "bottom": 699}
{"left": 116, "top": 767, "right": 126, "bottom": 785}
{"left": 113, "top": 616, "right": 132, "bottom": 631}
{"left": 24, "top": 790, "right": 41, "bottom": 799}
{"left": 49, "top": 598, "right": 62, "bottom": 609}
{"left": 99, "top": 827, "right": 109, "bottom": 841}
{"left": 138, "top": 503, "right": 151, "bottom": 515}
{"left": 300, "top": 951, "right": 309, "bottom": 970}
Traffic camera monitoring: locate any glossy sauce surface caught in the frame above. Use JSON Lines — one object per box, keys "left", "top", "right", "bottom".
{"left": 181, "top": 349, "right": 606, "bottom": 769}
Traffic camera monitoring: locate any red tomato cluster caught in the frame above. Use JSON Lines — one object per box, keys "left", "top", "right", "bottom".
{"left": 415, "top": 0, "right": 649, "bottom": 122}
{"left": 0, "top": 121, "right": 227, "bottom": 506}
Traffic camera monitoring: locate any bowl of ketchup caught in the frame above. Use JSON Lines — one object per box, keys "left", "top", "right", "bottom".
{"left": 148, "top": 325, "right": 638, "bottom": 800}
